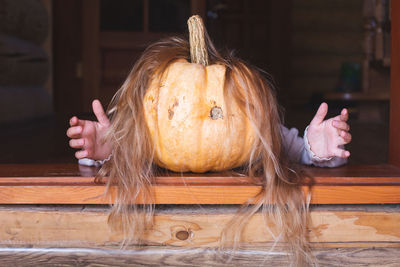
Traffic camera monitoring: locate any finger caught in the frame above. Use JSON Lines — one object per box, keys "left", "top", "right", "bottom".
{"left": 66, "top": 126, "right": 82, "bottom": 138}
{"left": 75, "top": 150, "right": 89, "bottom": 159}
{"left": 69, "top": 116, "right": 78, "bottom": 127}
{"left": 333, "top": 147, "right": 350, "bottom": 158}
{"left": 92, "top": 99, "right": 110, "bottom": 126}
{"left": 69, "top": 116, "right": 86, "bottom": 128}
{"left": 340, "top": 108, "right": 349, "bottom": 122}
{"left": 340, "top": 131, "right": 352, "bottom": 144}
{"left": 69, "top": 138, "right": 85, "bottom": 149}
{"left": 332, "top": 120, "right": 350, "bottom": 131}
{"left": 310, "top": 102, "right": 328, "bottom": 126}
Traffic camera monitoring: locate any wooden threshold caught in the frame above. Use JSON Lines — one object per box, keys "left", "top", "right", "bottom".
{"left": 0, "top": 164, "right": 399, "bottom": 204}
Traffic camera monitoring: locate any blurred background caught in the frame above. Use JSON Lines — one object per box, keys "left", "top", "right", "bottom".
{"left": 0, "top": 0, "right": 391, "bottom": 164}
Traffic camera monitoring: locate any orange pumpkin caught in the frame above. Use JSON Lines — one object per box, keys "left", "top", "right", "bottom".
{"left": 143, "top": 16, "right": 256, "bottom": 173}
{"left": 144, "top": 62, "right": 256, "bottom": 173}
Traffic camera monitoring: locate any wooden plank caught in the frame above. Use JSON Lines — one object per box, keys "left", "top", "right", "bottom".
{"left": 389, "top": 0, "right": 400, "bottom": 167}
{"left": 1, "top": 208, "right": 399, "bottom": 247}
{"left": 0, "top": 164, "right": 400, "bottom": 204}
{"left": 2, "top": 164, "right": 400, "bottom": 181}
{"left": 1, "top": 175, "right": 400, "bottom": 186}
{"left": 306, "top": 164, "right": 400, "bottom": 179}
{"left": 0, "top": 185, "right": 260, "bottom": 204}
{"left": 0, "top": 246, "right": 399, "bottom": 267}
{"left": 308, "top": 186, "right": 400, "bottom": 204}
{"left": 1, "top": 185, "right": 400, "bottom": 205}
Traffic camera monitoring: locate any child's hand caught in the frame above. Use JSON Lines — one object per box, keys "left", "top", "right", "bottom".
{"left": 306, "top": 102, "right": 352, "bottom": 159}
{"left": 66, "top": 99, "right": 112, "bottom": 160}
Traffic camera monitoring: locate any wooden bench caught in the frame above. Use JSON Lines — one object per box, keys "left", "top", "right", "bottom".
{"left": 0, "top": 164, "right": 399, "bottom": 266}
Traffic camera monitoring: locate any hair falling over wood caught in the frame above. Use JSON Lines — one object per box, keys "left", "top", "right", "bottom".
{"left": 98, "top": 33, "right": 312, "bottom": 265}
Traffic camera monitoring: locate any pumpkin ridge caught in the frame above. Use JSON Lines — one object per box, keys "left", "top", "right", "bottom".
{"left": 191, "top": 64, "right": 206, "bottom": 172}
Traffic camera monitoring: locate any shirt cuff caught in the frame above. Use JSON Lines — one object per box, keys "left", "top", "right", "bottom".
{"left": 78, "top": 153, "right": 113, "bottom": 167}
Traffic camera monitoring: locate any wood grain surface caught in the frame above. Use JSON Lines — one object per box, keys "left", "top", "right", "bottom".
{"left": 0, "top": 246, "right": 399, "bottom": 267}
{"left": 0, "top": 164, "right": 400, "bottom": 204}
{"left": 1, "top": 208, "right": 399, "bottom": 247}
{"left": 2, "top": 163, "right": 400, "bottom": 180}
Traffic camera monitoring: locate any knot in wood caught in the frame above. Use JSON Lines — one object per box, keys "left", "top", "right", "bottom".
{"left": 175, "top": 230, "right": 190, "bottom": 240}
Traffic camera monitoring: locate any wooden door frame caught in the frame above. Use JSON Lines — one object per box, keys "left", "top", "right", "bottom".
{"left": 389, "top": 0, "right": 400, "bottom": 167}
{"left": 82, "top": 0, "right": 100, "bottom": 112}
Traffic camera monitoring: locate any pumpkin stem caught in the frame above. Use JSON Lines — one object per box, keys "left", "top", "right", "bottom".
{"left": 188, "top": 15, "right": 209, "bottom": 66}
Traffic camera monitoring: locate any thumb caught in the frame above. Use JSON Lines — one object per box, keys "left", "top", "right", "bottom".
{"left": 310, "top": 102, "right": 328, "bottom": 126}
{"left": 92, "top": 99, "right": 110, "bottom": 126}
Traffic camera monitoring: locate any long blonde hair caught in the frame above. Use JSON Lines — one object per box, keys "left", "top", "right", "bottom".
{"left": 98, "top": 26, "right": 312, "bottom": 266}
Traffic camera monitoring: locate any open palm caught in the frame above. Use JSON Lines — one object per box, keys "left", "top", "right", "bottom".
{"left": 307, "top": 103, "right": 351, "bottom": 159}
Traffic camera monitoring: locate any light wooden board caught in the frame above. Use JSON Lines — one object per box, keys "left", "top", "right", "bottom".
{"left": 1, "top": 208, "right": 399, "bottom": 247}
{"left": 0, "top": 246, "right": 399, "bottom": 267}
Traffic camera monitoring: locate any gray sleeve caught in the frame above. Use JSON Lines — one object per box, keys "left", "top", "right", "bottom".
{"left": 281, "top": 125, "right": 347, "bottom": 168}
{"left": 280, "top": 125, "right": 305, "bottom": 164}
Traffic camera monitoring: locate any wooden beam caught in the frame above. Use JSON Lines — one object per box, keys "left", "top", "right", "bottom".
{"left": 389, "top": 0, "right": 400, "bottom": 167}
{"left": 1, "top": 208, "right": 399, "bottom": 247}
{"left": 1, "top": 184, "right": 400, "bottom": 205}
{"left": 0, "top": 246, "right": 399, "bottom": 266}
{"left": 3, "top": 163, "right": 400, "bottom": 182}
{"left": 0, "top": 164, "right": 400, "bottom": 204}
